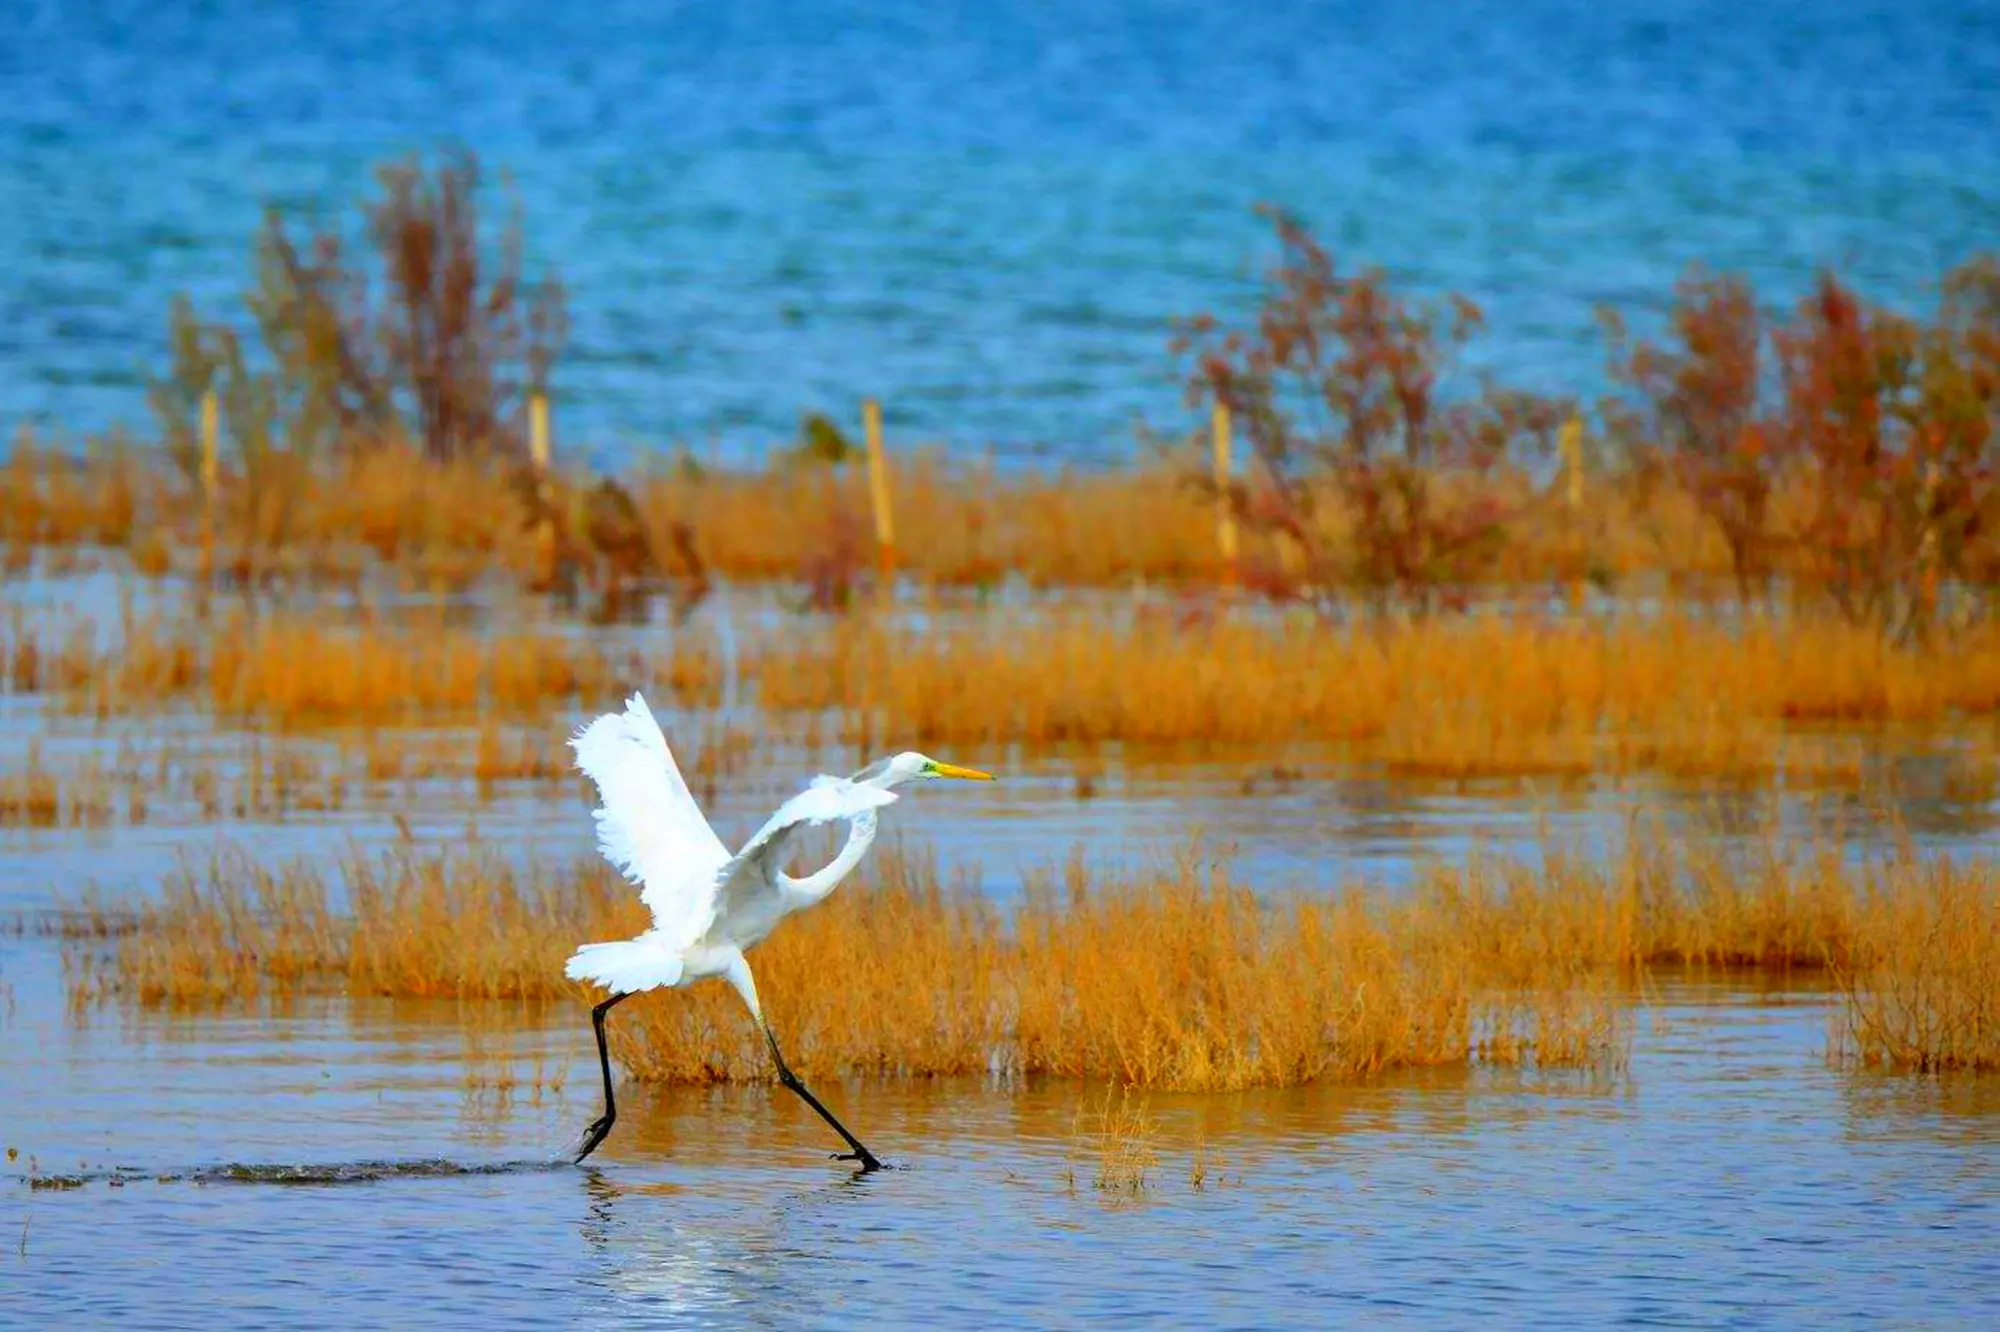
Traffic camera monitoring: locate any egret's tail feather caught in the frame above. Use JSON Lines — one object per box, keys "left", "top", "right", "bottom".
{"left": 564, "top": 940, "right": 682, "bottom": 994}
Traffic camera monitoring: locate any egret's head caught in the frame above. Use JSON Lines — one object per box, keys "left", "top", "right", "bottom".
{"left": 854, "top": 752, "right": 996, "bottom": 790}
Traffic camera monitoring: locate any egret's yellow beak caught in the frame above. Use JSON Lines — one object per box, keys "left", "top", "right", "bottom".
{"left": 930, "top": 762, "right": 996, "bottom": 782}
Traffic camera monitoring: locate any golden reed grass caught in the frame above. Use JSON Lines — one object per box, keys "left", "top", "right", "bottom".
{"left": 70, "top": 845, "right": 640, "bottom": 1006}
{"left": 70, "top": 831, "right": 2000, "bottom": 1084}
{"left": 11, "top": 595, "right": 1995, "bottom": 781}
{"left": 7, "top": 606, "right": 722, "bottom": 725}
{"left": 0, "top": 713, "right": 744, "bottom": 833}
{"left": 1074, "top": 1088, "right": 1159, "bottom": 1197}
{"left": 0, "top": 745, "right": 123, "bottom": 827}
{"left": 1, "top": 436, "right": 142, "bottom": 549}
{"left": 2, "top": 437, "right": 1215, "bottom": 589}
{"left": 1831, "top": 856, "right": 1999, "bottom": 1073}
{"left": 748, "top": 608, "right": 2000, "bottom": 778}
{"left": 0, "top": 435, "right": 1767, "bottom": 593}
{"left": 629, "top": 453, "right": 1221, "bottom": 588}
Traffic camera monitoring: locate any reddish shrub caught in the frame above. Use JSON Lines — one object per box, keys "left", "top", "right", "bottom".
{"left": 1604, "top": 272, "right": 1775, "bottom": 600}
{"left": 1176, "top": 209, "right": 1557, "bottom": 617}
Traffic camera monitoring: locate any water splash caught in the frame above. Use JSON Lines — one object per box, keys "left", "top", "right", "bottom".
{"left": 17, "top": 1158, "right": 578, "bottom": 1191}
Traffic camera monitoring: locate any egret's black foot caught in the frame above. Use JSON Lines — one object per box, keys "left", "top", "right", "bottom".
{"left": 574, "top": 1115, "right": 615, "bottom": 1164}
{"left": 833, "top": 1149, "right": 885, "bottom": 1173}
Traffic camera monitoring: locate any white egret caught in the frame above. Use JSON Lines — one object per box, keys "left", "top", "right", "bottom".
{"left": 564, "top": 692, "right": 994, "bottom": 1170}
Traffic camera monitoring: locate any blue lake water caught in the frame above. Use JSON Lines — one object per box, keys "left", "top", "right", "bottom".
{"left": 4, "top": 574, "right": 2000, "bottom": 1323}
{"left": 5, "top": 10, "right": 2000, "bottom": 1321}
{"left": 4, "top": 0, "right": 1997, "bottom": 464}
{"left": 6, "top": 949, "right": 1999, "bottom": 1327}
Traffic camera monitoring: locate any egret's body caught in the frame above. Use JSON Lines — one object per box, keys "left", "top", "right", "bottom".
{"left": 563, "top": 692, "right": 992, "bottom": 1168}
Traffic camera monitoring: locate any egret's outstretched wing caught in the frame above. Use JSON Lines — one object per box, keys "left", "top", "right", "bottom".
{"left": 739, "top": 776, "right": 899, "bottom": 867}
{"left": 571, "top": 692, "right": 732, "bottom": 943}
{"left": 711, "top": 776, "right": 899, "bottom": 918}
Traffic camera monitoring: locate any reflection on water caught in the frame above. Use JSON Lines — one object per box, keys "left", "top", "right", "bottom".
{"left": 5, "top": 574, "right": 1997, "bottom": 917}
{"left": 4, "top": 961, "right": 1999, "bottom": 1325}
{"left": 5, "top": 718, "right": 1998, "bottom": 919}
{"left": 4, "top": 581, "right": 1998, "bottom": 1322}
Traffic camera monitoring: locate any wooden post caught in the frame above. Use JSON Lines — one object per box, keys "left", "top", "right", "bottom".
{"left": 198, "top": 388, "right": 220, "bottom": 587}
{"left": 529, "top": 390, "right": 552, "bottom": 472}
{"left": 863, "top": 398, "right": 895, "bottom": 584}
{"left": 1213, "top": 402, "right": 1238, "bottom": 586}
{"left": 1559, "top": 413, "right": 1585, "bottom": 512}
{"left": 528, "top": 390, "right": 556, "bottom": 590}
{"left": 199, "top": 392, "right": 221, "bottom": 506}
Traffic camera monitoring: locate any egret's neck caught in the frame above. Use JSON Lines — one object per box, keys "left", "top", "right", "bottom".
{"left": 780, "top": 810, "right": 881, "bottom": 905}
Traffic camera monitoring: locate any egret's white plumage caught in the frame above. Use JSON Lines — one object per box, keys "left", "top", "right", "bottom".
{"left": 562, "top": 691, "right": 993, "bottom": 1167}
{"left": 567, "top": 693, "right": 729, "bottom": 942}
{"left": 563, "top": 694, "right": 903, "bottom": 997}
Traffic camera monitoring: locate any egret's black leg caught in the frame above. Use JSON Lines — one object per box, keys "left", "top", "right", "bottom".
{"left": 575, "top": 991, "right": 631, "bottom": 1163}
{"left": 762, "top": 1020, "right": 883, "bottom": 1173}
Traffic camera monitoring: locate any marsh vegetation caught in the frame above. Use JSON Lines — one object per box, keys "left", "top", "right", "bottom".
{"left": 8, "top": 156, "right": 1999, "bottom": 1149}
{"left": 61, "top": 826, "right": 1999, "bottom": 1081}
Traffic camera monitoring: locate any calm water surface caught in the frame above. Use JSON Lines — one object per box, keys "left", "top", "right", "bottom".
{"left": 4, "top": 582, "right": 2000, "bottom": 1323}
{"left": 8, "top": 4, "right": 2000, "bottom": 1316}
{"left": 4, "top": 752, "right": 1999, "bottom": 1324}
{"left": 3, "top": 574, "right": 1994, "bottom": 919}
{"left": 4, "top": 950, "right": 1998, "bottom": 1326}
{"left": 5, "top": 0, "right": 1997, "bottom": 461}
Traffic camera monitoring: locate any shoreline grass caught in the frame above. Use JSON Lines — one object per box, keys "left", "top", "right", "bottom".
{"left": 0, "top": 435, "right": 1796, "bottom": 598}
{"left": 0, "top": 727, "right": 590, "bottom": 829}
{"left": 67, "top": 829, "right": 2000, "bottom": 1086}
{"left": 1830, "top": 857, "right": 2000, "bottom": 1074}
{"left": 9, "top": 596, "right": 1998, "bottom": 784}
{"left": 753, "top": 605, "right": 2000, "bottom": 784}
{"left": 6, "top": 605, "right": 721, "bottom": 725}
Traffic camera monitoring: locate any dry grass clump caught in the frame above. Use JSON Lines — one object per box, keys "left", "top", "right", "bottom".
{"left": 632, "top": 455, "right": 1218, "bottom": 589}
{"left": 0, "top": 432, "right": 1866, "bottom": 600}
{"left": 0, "top": 435, "right": 144, "bottom": 548}
{"left": 193, "top": 446, "right": 546, "bottom": 595}
{"left": 1832, "top": 858, "right": 2000, "bottom": 1072}
{"left": 610, "top": 843, "right": 1567, "bottom": 1091}
{"left": 747, "top": 607, "right": 2000, "bottom": 777}
{"left": 21, "top": 608, "right": 720, "bottom": 725}
{"left": 74, "top": 846, "right": 638, "bottom": 1006}
{"left": 0, "top": 743, "right": 150, "bottom": 827}
{"left": 0, "top": 436, "right": 543, "bottom": 583}
{"left": 1010, "top": 848, "right": 1631, "bottom": 1090}
{"left": 609, "top": 848, "right": 1006, "bottom": 1083}
{"left": 1424, "top": 834, "right": 1866, "bottom": 975}
{"left": 19, "top": 589, "right": 1996, "bottom": 781}
{"left": 72, "top": 830, "right": 1996, "bottom": 1085}
{"left": 0, "top": 431, "right": 1868, "bottom": 605}
{"left": 1, "top": 437, "right": 1215, "bottom": 593}
{"left": 754, "top": 610, "right": 1386, "bottom": 747}
{"left": 343, "top": 851, "right": 639, "bottom": 1000}
{"left": 76, "top": 852, "right": 345, "bottom": 1005}
{"left": 5, "top": 609, "right": 202, "bottom": 702}
{"left": 2, "top": 730, "right": 566, "bottom": 830}
{"left": 0, "top": 757, "right": 68, "bottom": 827}
{"left": 0, "top": 746, "right": 115, "bottom": 827}
{"left": 292, "top": 447, "right": 539, "bottom": 571}
{"left": 0, "top": 441, "right": 1221, "bottom": 592}
{"left": 74, "top": 840, "right": 1627, "bottom": 1087}
{"left": 202, "top": 616, "right": 628, "bottom": 723}
{"left": 1072, "top": 1088, "right": 1159, "bottom": 1197}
